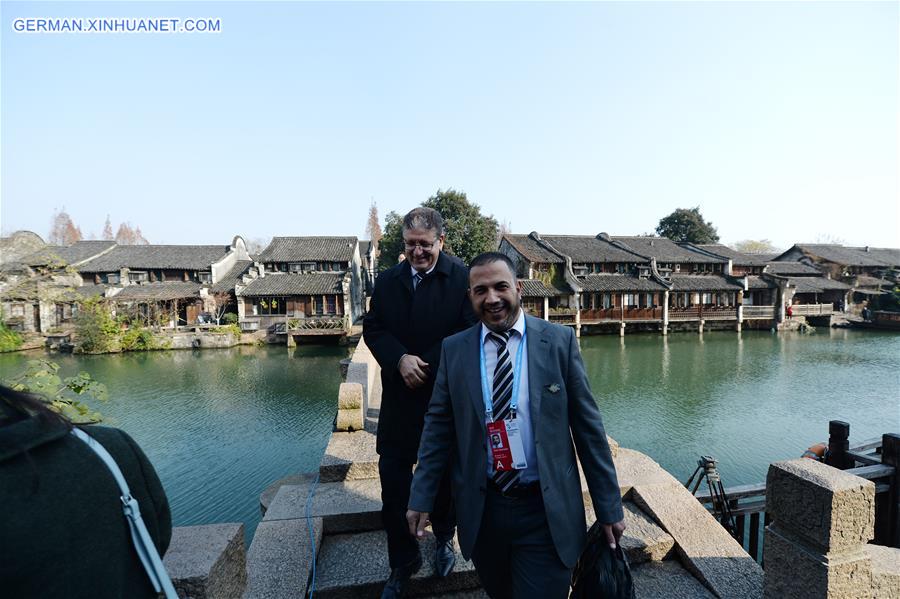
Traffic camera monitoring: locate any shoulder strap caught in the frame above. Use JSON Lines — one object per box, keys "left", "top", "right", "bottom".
{"left": 72, "top": 428, "right": 178, "bottom": 599}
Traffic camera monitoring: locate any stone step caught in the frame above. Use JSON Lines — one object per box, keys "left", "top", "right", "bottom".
{"left": 319, "top": 429, "right": 379, "bottom": 483}
{"left": 263, "top": 477, "right": 382, "bottom": 535}
{"left": 865, "top": 544, "right": 900, "bottom": 598}
{"left": 631, "top": 560, "right": 716, "bottom": 598}
{"left": 586, "top": 500, "right": 675, "bottom": 565}
{"left": 312, "top": 530, "right": 480, "bottom": 598}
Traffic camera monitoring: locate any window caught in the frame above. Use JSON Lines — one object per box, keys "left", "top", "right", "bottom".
{"left": 326, "top": 295, "right": 337, "bottom": 314}
{"left": 199, "top": 272, "right": 212, "bottom": 284}
{"left": 56, "top": 303, "right": 74, "bottom": 322}
{"left": 603, "top": 293, "right": 612, "bottom": 309}
{"left": 702, "top": 293, "right": 713, "bottom": 305}
{"left": 254, "top": 296, "right": 287, "bottom": 315}
{"left": 289, "top": 263, "right": 303, "bottom": 273}
{"left": 130, "top": 271, "right": 148, "bottom": 284}
{"left": 107, "top": 273, "right": 120, "bottom": 285}
{"left": 623, "top": 293, "right": 638, "bottom": 307}
{"left": 9, "top": 303, "right": 24, "bottom": 318}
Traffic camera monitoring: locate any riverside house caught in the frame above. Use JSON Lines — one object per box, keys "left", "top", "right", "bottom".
{"left": 499, "top": 232, "right": 809, "bottom": 335}
{"left": 772, "top": 244, "right": 898, "bottom": 312}
{"left": 0, "top": 239, "right": 116, "bottom": 333}
{"left": 75, "top": 238, "right": 251, "bottom": 328}
{"left": 234, "top": 236, "right": 364, "bottom": 336}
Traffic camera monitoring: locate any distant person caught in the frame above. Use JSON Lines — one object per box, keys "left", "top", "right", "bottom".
{"left": 363, "top": 207, "right": 476, "bottom": 598}
{"left": 0, "top": 385, "right": 172, "bottom": 598}
{"left": 786, "top": 303, "right": 793, "bottom": 319}
{"left": 407, "top": 252, "right": 624, "bottom": 598}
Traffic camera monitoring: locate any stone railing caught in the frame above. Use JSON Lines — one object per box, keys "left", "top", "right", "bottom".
{"left": 334, "top": 337, "right": 378, "bottom": 432}
{"left": 163, "top": 523, "right": 247, "bottom": 599}
{"left": 763, "top": 459, "right": 900, "bottom": 598}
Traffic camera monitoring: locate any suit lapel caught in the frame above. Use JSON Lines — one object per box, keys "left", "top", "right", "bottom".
{"left": 463, "top": 325, "right": 487, "bottom": 434}
{"left": 399, "top": 266, "right": 414, "bottom": 296}
{"left": 525, "top": 315, "right": 549, "bottom": 425}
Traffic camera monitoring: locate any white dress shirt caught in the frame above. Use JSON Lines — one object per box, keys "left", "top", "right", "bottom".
{"left": 481, "top": 309, "right": 538, "bottom": 483}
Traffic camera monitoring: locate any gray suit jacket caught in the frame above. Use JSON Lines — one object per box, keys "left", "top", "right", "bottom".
{"left": 409, "top": 314, "right": 623, "bottom": 568}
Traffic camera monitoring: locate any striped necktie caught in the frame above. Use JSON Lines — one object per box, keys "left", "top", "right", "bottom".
{"left": 413, "top": 272, "right": 423, "bottom": 290}
{"left": 488, "top": 330, "right": 519, "bottom": 492}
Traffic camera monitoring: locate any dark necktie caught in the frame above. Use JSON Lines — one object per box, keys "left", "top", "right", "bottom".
{"left": 488, "top": 330, "right": 519, "bottom": 492}
{"left": 413, "top": 272, "right": 423, "bottom": 290}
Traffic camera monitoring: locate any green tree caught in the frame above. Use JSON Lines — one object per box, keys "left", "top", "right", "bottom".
{"left": 377, "top": 189, "right": 499, "bottom": 271}
{"left": 422, "top": 189, "right": 498, "bottom": 265}
{"left": 655, "top": 207, "right": 720, "bottom": 243}
{"left": 74, "top": 296, "right": 120, "bottom": 353}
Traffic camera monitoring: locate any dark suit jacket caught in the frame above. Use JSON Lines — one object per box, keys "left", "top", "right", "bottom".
{"left": 363, "top": 251, "right": 476, "bottom": 461}
{"left": 409, "top": 314, "right": 624, "bottom": 567}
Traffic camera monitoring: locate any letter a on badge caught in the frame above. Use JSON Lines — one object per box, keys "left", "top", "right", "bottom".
{"left": 495, "top": 460, "right": 505, "bottom": 471}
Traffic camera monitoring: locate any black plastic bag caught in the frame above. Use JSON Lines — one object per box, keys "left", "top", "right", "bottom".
{"left": 570, "top": 521, "right": 635, "bottom": 599}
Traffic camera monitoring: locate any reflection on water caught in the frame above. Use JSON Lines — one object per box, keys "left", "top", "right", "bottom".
{"left": 581, "top": 329, "right": 900, "bottom": 488}
{"left": 0, "top": 344, "right": 346, "bottom": 541}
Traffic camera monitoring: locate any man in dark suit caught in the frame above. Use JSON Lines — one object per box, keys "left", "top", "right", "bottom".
{"left": 363, "top": 207, "right": 476, "bottom": 598}
{"left": 407, "top": 252, "right": 625, "bottom": 598}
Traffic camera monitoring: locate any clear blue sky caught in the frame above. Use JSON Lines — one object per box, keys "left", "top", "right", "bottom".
{"left": 2, "top": 1, "right": 897, "bottom": 251}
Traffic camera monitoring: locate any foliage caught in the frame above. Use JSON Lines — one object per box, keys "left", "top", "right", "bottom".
{"left": 378, "top": 189, "right": 499, "bottom": 270}
{"left": 210, "top": 324, "right": 241, "bottom": 337}
{"left": 423, "top": 189, "right": 499, "bottom": 265}
{"left": 120, "top": 327, "right": 158, "bottom": 351}
{"left": 366, "top": 201, "right": 382, "bottom": 256}
{"left": 378, "top": 211, "right": 405, "bottom": 272}
{"left": 74, "top": 297, "right": 121, "bottom": 353}
{"left": 733, "top": 239, "right": 778, "bottom": 254}
{"left": 655, "top": 207, "right": 720, "bottom": 243}
{"left": 0, "top": 319, "right": 24, "bottom": 352}
{"left": 49, "top": 208, "right": 83, "bottom": 245}
{"left": 3, "top": 359, "right": 108, "bottom": 423}
{"left": 245, "top": 237, "right": 271, "bottom": 256}
{"left": 223, "top": 312, "right": 239, "bottom": 325}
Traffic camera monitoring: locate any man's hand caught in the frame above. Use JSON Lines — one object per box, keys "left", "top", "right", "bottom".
{"left": 406, "top": 509, "right": 430, "bottom": 539}
{"left": 602, "top": 519, "right": 626, "bottom": 549}
{"left": 398, "top": 354, "right": 430, "bottom": 389}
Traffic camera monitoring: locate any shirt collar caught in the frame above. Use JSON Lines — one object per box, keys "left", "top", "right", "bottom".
{"left": 480, "top": 308, "right": 526, "bottom": 344}
{"left": 410, "top": 263, "right": 437, "bottom": 279}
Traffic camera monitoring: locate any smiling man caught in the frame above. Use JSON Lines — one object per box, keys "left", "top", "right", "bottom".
{"left": 363, "top": 207, "right": 476, "bottom": 598}
{"left": 407, "top": 252, "right": 625, "bottom": 598}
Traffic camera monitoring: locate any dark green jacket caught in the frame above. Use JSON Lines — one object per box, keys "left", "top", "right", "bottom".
{"left": 0, "top": 417, "right": 171, "bottom": 598}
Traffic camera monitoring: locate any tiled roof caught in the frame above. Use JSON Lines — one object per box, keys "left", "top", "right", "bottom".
{"left": 786, "top": 244, "right": 899, "bottom": 268}
{"left": 237, "top": 273, "right": 345, "bottom": 297}
{"left": 73, "top": 284, "right": 109, "bottom": 299}
{"left": 0, "top": 231, "right": 46, "bottom": 266}
{"left": 519, "top": 279, "right": 567, "bottom": 297}
{"left": 669, "top": 275, "right": 744, "bottom": 291}
{"left": 579, "top": 275, "right": 667, "bottom": 292}
{"left": 23, "top": 240, "right": 116, "bottom": 267}
{"left": 746, "top": 276, "right": 777, "bottom": 290}
{"left": 501, "top": 235, "right": 565, "bottom": 264}
{"left": 211, "top": 260, "right": 253, "bottom": 293}
{"left": 695, "top": 244, "right": 769, "bottom": 266}
{"left": 540, "top": 236, "right": 648, "bottom": 264}
{"left": 612, "top": 237, "right": 727, "bottom": 264}
{"left": 789, "top": 277, "right": 851, "bottom": 293}
{"left": 257, "top": 237, "right": 357, "bottom": 262}
{"left": 765, "top": 261, "right": 822, "bottom": 276}
{"left": 1, "top": 280, "right": 108, "bottom": 301}
{"left": 78, "top": 245, "right": 230, "bottom": 272}
{"left": 113, "top": 282, "right": 203, "bottom": 301}
{"left": 359, "top": 240, "right": 371, "bottom": 255}
{"left": 853, "top": 275, "right": 891, "bottom": 289}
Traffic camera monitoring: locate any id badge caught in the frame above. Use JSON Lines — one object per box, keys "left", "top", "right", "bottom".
{"left": 487, "top": 419, "right": 528, "bottom": 471}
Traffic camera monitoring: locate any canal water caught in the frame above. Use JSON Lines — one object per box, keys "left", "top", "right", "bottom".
{"left": 1, "top": 329, "right": 897, "bottom": 541}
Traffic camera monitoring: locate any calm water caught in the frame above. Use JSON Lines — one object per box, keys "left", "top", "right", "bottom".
{"left": 582, "top": 329, "right": 900, "bottom": 487}
{"left": 0, "top": 345, "right": 345, "bottom": 541}
{"left": 1, "top": 330, "right": 897, "bottom": 540}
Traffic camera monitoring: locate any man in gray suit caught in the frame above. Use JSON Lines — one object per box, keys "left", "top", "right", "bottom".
{"left": 407, "top": 252, "right": 625, "bottom": 598}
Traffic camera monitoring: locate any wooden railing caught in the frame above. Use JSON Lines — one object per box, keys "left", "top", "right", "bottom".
{"left": 668, "top": 307, "right": 700, "bottom": 321}
{"left": 742, "top": 306, "right": 776, "bottom": 319}
{"left": 290, "top": 316, "right": 347, "bottom": 331}
{"left": 580, "top": 308, "right": 663, "bottom": 322}
{"left": 791, "top": 303, "right": 833, "bottom": 316}
{"left": 694, "top": 428, "right": 900, "bottom": 564}
{"left": 667, "top": 306, "right": 737, "bottom": 321}
{"left": 548, "top": 310, "right": 577, "bottom": 324}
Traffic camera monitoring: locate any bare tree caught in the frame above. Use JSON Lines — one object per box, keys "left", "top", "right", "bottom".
{"left": 245, "top": 237, "right": 270, "bottom": 257}
{"left": 49, "top": 209, "right": 83, "bottom": 245}
{"left": 115, "top": 223, "right": 150, "bottom": 245}
{"left": 210, "top": 291, "right": 233, "bottom": 324}
{"left": 101, "top": 215, "right": 114, "bottom": 240}
{"left": 496, "top": 219, "right": 512, "bottom": 246}
{"left": 366, "top": 201, "right": 383, "bottom": 256}
{"left": 733, "top": 239, "right": 778, "bottom": 254}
